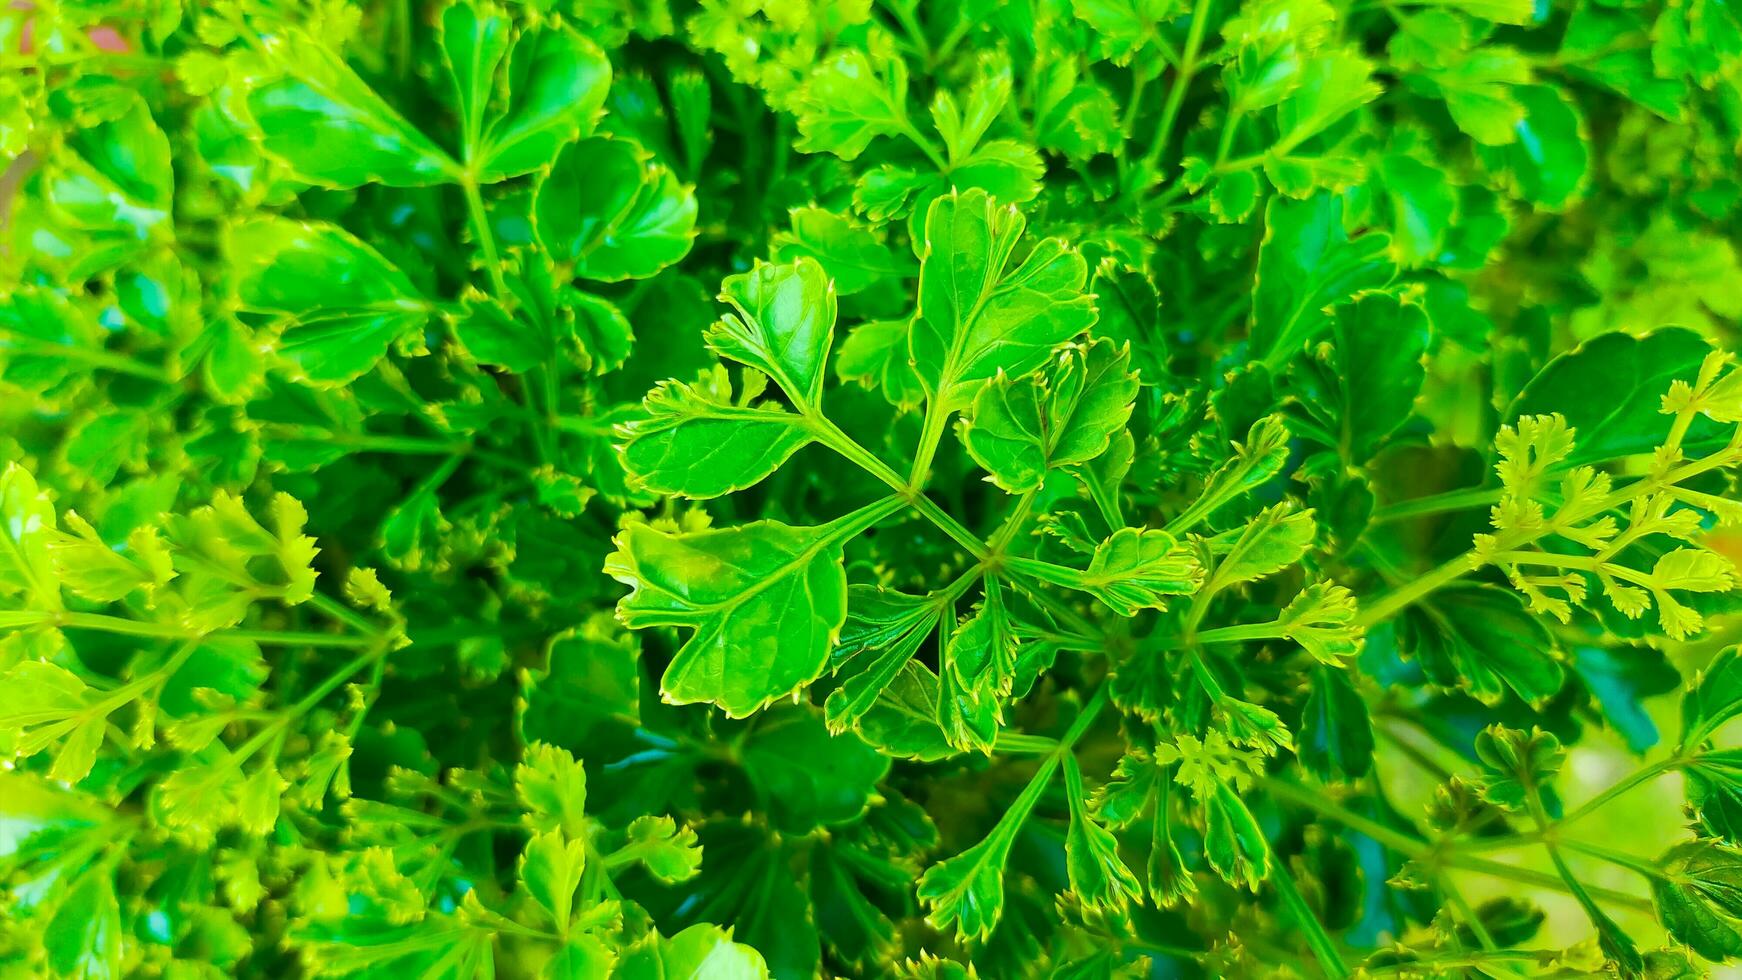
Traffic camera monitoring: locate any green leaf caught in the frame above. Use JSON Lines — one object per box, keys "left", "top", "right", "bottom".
{"left": 1379, "top": 150, "right": 1459, "bottom": 268}
{"left": 740, "top": 707, "right": 891, "bottom": 832}
{"left": 1169, "top": 415, "right": 1294, "bottom": 533}
{"left": 620, "top": 815, "right": 702, "bottom": 884}
{"left": 917, "top": 813, "right": 1021, "bottom": 941}
{"left": 1299, "top": 666, "right": 1375, "bottom": 780}
{"left": 1688, "top": 753, "right": 1742, "bottom": 845}
{"left": 519, "top": 830, "right": 587, "bottom": 930}
{"left": 837, "top": 318, "right": 928, "bottom": 410}
{"left": 621, "top": 368, "right": 813, "bottom": 499}
{"left": 473, "top": 19, "right": 612, "bottom": 181}
{"left": 1203, "top": 503, "right": 1318, "bottom": 592}
{"left": 1683, "top": 647, "right": 1742, "bottom": 751}
{"left": 938, "top": 579, "right": 1019, "bottom": 750}
{"left": 452, "top": 292, "right": 544, "bottom": 372}
{"left": 961, "top": 339, "right": 1139, "bottom": 493}
{"left": 606, "top": 502, "right": 897, "bottom": 718}
{"left": 1474, "top": 724, "right": 1564, "bottom": 813}
{"left": 910, "top": 189, "right": 1097, "bottom": 410}
{"left": 242, "top": 33, "right": 458, "bottom": 187}
{"left": 0, "top": 288, "right": 114, "bottom": 399}
{"left": 1203, "top": 782, "right": 1271, "bottom": 891}
{"left": 1062, "top": 754, "right": 1142, "bottom": 911}
{"left": 518, "top": 616, "right": 641, "bottom": 752}
{"left": 793, "top": 49, "right": 913, "bottom": 161}
{"left": 0, "top": 660, "right": 107, "bottom": 784}
{"left": 230, "top": 218, "right": 432, "bottom": 386}
{"left": 1278, "top": 582, "right": 1365, "bottom": 663}
{"left": 1421, "top": 48, "right": 1533, "bottom": 146}
{"left": 826, "top": 587, "right": 942, "bottom": 732}
{"left": 1073, "top": 0, "right": 1188, "bottom": 64}
{"left": 1651, "top": 840, "right": 1742, "bottom": 962}
{"left": 705, "top": 259, "right": 836, "bottom": 407}
{"left": 1476, "top": 84, "right": 1588, "bottom": 209}
{"left": 47, "top": 84, "right": 173, "bottom": 239}
{"left": 0, "top": 463, "right": 61, "bottom": 604}
{"left": 1510, "top": 328, "right": 1725, "bottom": 466}
{"left": 45, "top": 870, "right": 122, "bottom": 979}
{"left": 516, "top": 742, "right": 589, "bottom": 839}
{"left": 852, "top": 662, "right": 958, "bottom": 762}
{"left": 1400, "top": 583, "right": 1567, "bottom": 704}
{"left": 1068, "top": 527, "right": 1204, "bottom": 616}
{"left": 1273, "top": 47, "right": 1382, "bottom": 149}
{"left": 1250, "top": 192, "right": 1395, "bottom": 370}
{"left": 1291, "top": 291, "right": 1431, "bottom": 463}
{"left": 545, "top": 935, "right": 617, "bottom": 979}
{"left": 614, "top": 925, "right": 770, "bottom": 980}
{"left": 535, "top": 136, "right": 698, "bottom": 282}
{"left": 772, "top": 207, "right": 910, "bottom": 295}
{"left": 437, "top": 0, "right": 511, "bottom": 161}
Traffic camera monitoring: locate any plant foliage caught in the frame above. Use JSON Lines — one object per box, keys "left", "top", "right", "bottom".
{"left": 3, "top": 0, "right": 1742, "bottom": 976}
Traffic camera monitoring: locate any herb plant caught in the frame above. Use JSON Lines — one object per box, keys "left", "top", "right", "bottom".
{"left": 3, "top": 0, "right": 1742, "bottom": 977}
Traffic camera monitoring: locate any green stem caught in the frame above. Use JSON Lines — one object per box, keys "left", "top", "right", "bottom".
{"left": 1373, "top": 486, "right": 1505, "bottom": 523}
{"left": 0, "top": 336, "right": 174, "bottom": 383}
{"left": 810, "top": 416, "right": 988, "bottom": 557}
{"left": 1558, "top": 840, "right": 1666, "bottom": 880}
{"left": 461, "top": 176, "right": 555, "bottom": 467}
{"left": 1085, "top": 478, "right": 1123, "bottom": 534}
{"left": 1453, "top": 852, "right": 1651, "bottom": 912}
{"left": 461, "top": 178, "right": 510, "bottom": 299}
{"left": 1440, "top": 877, "right": 1501, "bottom": 955}
{"left": 825, "top": 495, "right": 909, "bottom": 544}
{"left": 1142, "top": 0, "right": 1215, "bottom": 175}
{"left": 1364, "top": 951, "right": 1547, "bottom": 977}
{"left": 1011, "top": 626, "right": 1105, "bottom": 652}
{"left": 986, "top": 489, "right": 1038, "bottom": 556}
{"left": 1214, "top": 105, "right": 1244, "bottom": 166}
{"left": 899, "top": 120, "right": 951, "bottom": 171}
{"left": 1192, "top": 621, "right": 1286, "bottom": 645}
{"left": 1059, "top": 686, "right": 1110, "bottom": 748}
{"left": 1560, "top": 755, "right": 1685, "bottom": 827}
{"left": 993, "top": 732, "right": 1058, "bottom": 755}
{"left": 1355, "top": 552, "right": 1475, "bottom": 626}
{"left": 308, "top": 592, "right": 385, "bottom": 640}
{"left": 885, "top": 0, "right": 934, "bottom": 64}
{"left": 235, "top": 643, "right": 390, "bottom": 763}
{"left": 1262, "top": 779, "right": 1653, "bottom": 912}
{"left": 1188, "top": 648, "right": 1229, "bottom": 702}
{"left": 1270, "top": 857, "right": 1349, "bottom": 979}
{"left": 808, "top": 415, "right": 1106, "bottom": 641}
{"left": 908, "top": 397, "right": 953, "bottom": 489}
{"left": 1358, "top": 441, "right": 1742, "bottom": 624}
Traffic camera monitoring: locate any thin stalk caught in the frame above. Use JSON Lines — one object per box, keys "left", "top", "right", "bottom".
{"left": 807, "top": 415, "right": 1107, "bottom": 641}
{"left": 0, "top": 336, "right": 175, "bottom": 383}
{"left": 1141, "top": 0, "right": 1215, "bottom": 175}
{"left": 1374, "top": 486, "right": 1505, "bottom": 524}
{"left": 1359, "top": 440, "right": 1742, "bottom": 624}
{"left": 1191, "top": 620, "right": 1286, "bottom": 645}
{"left": 461, "top": 178, "right": 510, "bottom": 299}
{"left": 1355, "top": 552, "right": 1475, "bottom": 626}
{"left": 1270, "top": 857, "right": 1349, "bottom": 979}
{"left": 1560, "top": 755, "right": 1685, "bottom": 827}
{"left": 1558, "top": 840, "right": 1666, "bottom": 880}
{"left": 908, "top": 397, "right": 953, "bottom": 489}
{"left": 992, "top": 732, "right": 1059, "bottom": 755}
{"left": 986, "top": 489, "right": 1038, "bottom": 556}
{"left": 1262, "top": 779, "right": 1653, "bottom": 912}
{"left": 308, "top": 592, "right": 385, "bottom": 640}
